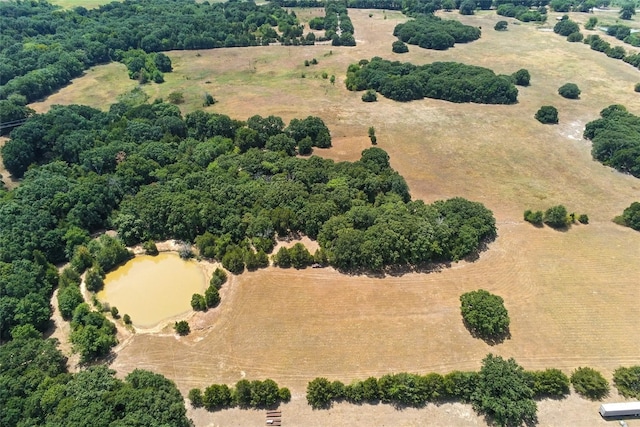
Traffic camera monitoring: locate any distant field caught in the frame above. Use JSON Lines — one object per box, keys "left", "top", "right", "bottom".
{"left": 30, "top": 8, "right": 640, "bottom": 426}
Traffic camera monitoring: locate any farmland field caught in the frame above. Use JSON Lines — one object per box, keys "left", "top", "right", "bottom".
{"left": 25, "top": 8, "right": 640, "bottom": 426}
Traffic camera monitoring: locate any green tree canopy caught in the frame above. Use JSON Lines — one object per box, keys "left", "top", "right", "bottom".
{"left": 460, "top": 289, "right": 510, "bottom": 342}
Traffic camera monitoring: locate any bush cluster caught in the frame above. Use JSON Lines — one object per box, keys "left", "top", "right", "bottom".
{"left": 346, "top": 58, "right": 518, "bottom": 104}
{"left": 190, "top": 379, "right": 290, "bottom": 411}
{"left": 524, "top": 205, "right": 588, "bottom": 228}
{"left": 584, "top": 105, "right": 640, "bottom": 178}
{"left": 497, "top": 4, "right": 546, "bottom": 22}
{"left": 393, "top": 15, "right": 481, "bottom": 51}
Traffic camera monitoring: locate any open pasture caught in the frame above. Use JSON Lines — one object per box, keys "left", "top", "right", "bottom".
{"left": 27, "top": 8, "right": 640, "bottom": 425}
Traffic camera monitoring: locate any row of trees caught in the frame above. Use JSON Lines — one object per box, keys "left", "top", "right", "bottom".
{"left": 583, "top": 104, "right": 640, "bottom": 178}
{"left": 307, "top": 358, "right": 636, "bottom": 423}
{"left": 392, "top": 15, "right": 481, "bottom": 50}
{"left": 345, "top": 57, "right": 519, "bottom": 104}
{"left": 324, "top": 0, "right": 357, "bottom": 46}
{"left": 189, "top": 379, "right": 291, "bottom": 410}
{"left": 524, "top": 205, "right": 588, "bottom": 228}
{"left": 0, "top": 0, "right": 313, "bottom": 103}
{"left": 496, "top": 3, "right": 547, "bottom": 22}
{"left": 553, "top": 16, "right": 640, "bottom": 73}
{"left": 306, "top": 354, "right": 569, "bottom": 425}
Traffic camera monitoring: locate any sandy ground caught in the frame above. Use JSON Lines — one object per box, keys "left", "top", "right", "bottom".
{"left": 18, "top": 8, "right": 640, "bottom": 427}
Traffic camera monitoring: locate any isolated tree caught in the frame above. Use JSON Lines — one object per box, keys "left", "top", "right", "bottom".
{"left": 123, "top": 314, "right": 132, "bottom": 325}
{"left": 494, "top": 21, "right": 508, "bottom": 31}
{"left": 174, "top": 320, "right": 190, "bottom": 335}
{"left": 620, "top": 2, "right": 636, "bottom": 20}
{"left": 471, "top": 354, "right": 537, "bottom": 427}
{"left": 535, "top": 106, "right": 558, "bottom": 124}
{"left": 567, "top": 32, "right": 584, "bottom": 42}
{"left": 460, "top": 289, "right": 510, "bottom": 341}
{"left": 571, "top": 367, "right": 609, "bottom": 400}
{"left": 558, "top": 83, "right": 581, "bottom": 99}
{"left": 168, "top": 92, "right": 185, "bottom": 105}
{"left": 584, "top": 16, "right": 598, "bottom": 30}
{"left": 362, "top": 90, "right": 378, "bottom": 102}
{"left": 544, "top": 205, "right": 568, "bottom": 228}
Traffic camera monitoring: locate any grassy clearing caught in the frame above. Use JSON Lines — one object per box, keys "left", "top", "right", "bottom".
{"left": 48, "top": 0, "right": 114, "bottom": 9}
{"left": 28, "top": 8, "right": 640, "bottom": 425}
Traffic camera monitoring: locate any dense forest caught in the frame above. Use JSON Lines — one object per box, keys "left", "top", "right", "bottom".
{"left": 583, "top": 104, "right": 640, "bottom": 178}
{"left": 0, "top": 0, "right": 307, "bottom": 105}
{"left": 345, "top": 57, "right": 519, "bottom": 103}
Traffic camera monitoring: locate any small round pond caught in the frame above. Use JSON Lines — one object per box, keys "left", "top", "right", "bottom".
{"left": 97, "top": 253, "right": 206, "bottom": 328}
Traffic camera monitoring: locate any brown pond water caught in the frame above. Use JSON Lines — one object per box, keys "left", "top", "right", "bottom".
{"left": 97, "top": 253, "right": 206, "bottom": 328}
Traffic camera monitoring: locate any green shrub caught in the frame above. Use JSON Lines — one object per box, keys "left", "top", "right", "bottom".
{"left": 143, "top": 240, "right": 158, "bottom": 255}
{"left": 566, "top": 32, "right": 583, "bottom": 42}
{"left": 622, "top": 202, "right": 640, "bottom": 230}
{"left": 512, "top": 69, "right": 530, "bottom": 86}
{"left": 392, "top": 40, "right": 409, "bottom": 53}
{"left": 635, "top": 83, "right": 640, "bottom": 93}
{"left": 188, "top": 388, "right": 204, "bottom": 407}
{"left": 123, "top": 314, "right": 132, "bottom": 325}
{"left": 174, "top": 320, "right": 190, "bottom": 335}
{"left": 460, "top": 289, "right": 510, "bottom": 341}
{"left": 362, "top": 89, "right": 377, "bottom": 102}
{"left": 494, "top": 20, "right": 508, "bottom": 31}
{"left": 558, "top": 83, "right": 580, "bottom": 99}
{"left": 544, "top": 205, "right": 568, "bottom": 228}
{"left": 524, "top": 209, "right": 544, "bottom": 225}
{"left": 530, "top": 369, "right": 570, "bottom": 398}
{"left": 570, "top": 367, "right": 609, "bottom": 400}
{"left": 613, "top": 366, "right": 640, "bottom": 399}
{"left": 535, "top": 106, "right": 558, "bottom": 124}
{"left": 578, "top": 214, "right": 589, "bottom": 224}
{"left": 191, "top": 293, "right": 207, "bottom": 311}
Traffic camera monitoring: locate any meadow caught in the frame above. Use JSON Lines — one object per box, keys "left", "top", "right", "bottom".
{"left": 25, "top": 8, "right": 640, "bottom": 426}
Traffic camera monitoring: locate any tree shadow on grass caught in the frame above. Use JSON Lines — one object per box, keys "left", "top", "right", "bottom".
{"left": 463, "top": 319, "right": 511, "bottom": 346}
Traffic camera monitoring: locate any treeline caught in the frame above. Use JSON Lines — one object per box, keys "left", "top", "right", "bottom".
{"left": 496, "top": 3, "right": 547, "bottom": 22}
{"left": 189, "top": 379, "right": 291, "bottom": 411}
{"left": 583, "top": 104, "right": 640, "bottom": 178}
{"left": 393, "top": 15, "right": 481, "bottom": 50}
{"left": 307, "top": 356, "right": 637, "bottom": 426}
{"left": 307, "top": 354, "right": 569, "bottom": 426}
{"left": 0, "top": 0, "right": 309, "bottom": 102}
{"left": 553, "top": 16, "right": 640, "bottom": 71}
{"left": 324, "top": 0, "right": 357, "bottom": 46}
{"left": 345, "top": 57, "right": 519, "bottom": 104}
{"left": 524, "top": 205, "right": 588, "bottom": 228}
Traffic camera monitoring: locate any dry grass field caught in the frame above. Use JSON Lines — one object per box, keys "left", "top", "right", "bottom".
{"left": 23, "top": 8, "right": 640, "bottom": 426}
